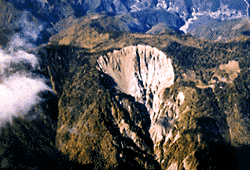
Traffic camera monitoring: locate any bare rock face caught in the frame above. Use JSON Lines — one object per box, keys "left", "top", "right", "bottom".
{"left": 53, "top": 44, "right": 248, "bottom": 169}
{"left": 55, "top": 54, "right": 161, "bottom": 169}
{"left": 95, "top": 45, "right": 243, "bottom": 169}
{"left": 151, "top": 60, "right": 250, "bottom": 169}
{"left": 97, "top": 45, "right": 175, "bottom": 154}
{"left": 97, "top": 44, "right": 174, "bottom": 121}
{"left": 3, "top": 21, "right": 250, "bottom": 169}
{"left": 48, "top": 40, "right": 250, "bottom": 169}
{"left": 152, "top": 83, "right": 239, "bottom": 169}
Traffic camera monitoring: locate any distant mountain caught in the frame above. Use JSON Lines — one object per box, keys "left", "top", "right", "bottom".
{"left": 1, "top": 0, "right": 250, "bottom": 44}
{"left": 185, "top": 17, "right": 250, "bottom": 41}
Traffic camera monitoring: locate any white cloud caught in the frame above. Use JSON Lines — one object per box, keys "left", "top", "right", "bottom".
{"left": 0, "top": 75, "right": 52, "bottom": 126}
{"left": 0, "top": 34, "right": 53, "bottom": 126}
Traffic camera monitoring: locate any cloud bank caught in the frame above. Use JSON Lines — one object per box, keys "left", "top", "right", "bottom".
{"left": 0, "top": 12, "right": 53, "bottom": 126}
{"left": 0, "top": 74, "right": 52, "bottom": 126}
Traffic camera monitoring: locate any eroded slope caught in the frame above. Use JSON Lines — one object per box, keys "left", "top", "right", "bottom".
{"left": 36, "top": 32, "right": 250, "bottom": 169}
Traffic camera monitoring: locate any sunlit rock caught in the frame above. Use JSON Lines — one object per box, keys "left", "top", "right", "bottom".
{"left": 97, "top": 44, "right": 174, "bottom": 119}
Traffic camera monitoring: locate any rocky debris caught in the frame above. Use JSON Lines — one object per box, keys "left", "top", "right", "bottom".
{"left": 95, "top": 42, "right": 241, "bottom": 168}
{"left": 97, "top": 45, "right": 174, "bottom": 115}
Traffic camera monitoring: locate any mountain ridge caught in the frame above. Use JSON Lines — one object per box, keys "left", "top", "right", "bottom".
{"left": 1, "top": 1, "right": 250, "bottom": 169}
{"left": 1, "top": 29, "right": 250, "bottom": 168}
{"left": 35, "top": 33, "right": 250, "bottom": 169}
{"left": 1, "top": 0, "right": 250, "bottom": 44}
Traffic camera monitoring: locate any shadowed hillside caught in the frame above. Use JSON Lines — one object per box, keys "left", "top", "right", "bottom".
{"left": 1, "top": 27, "right": 250, "bottom": 169}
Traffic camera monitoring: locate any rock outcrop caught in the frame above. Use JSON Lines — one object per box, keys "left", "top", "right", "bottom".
{"left": 3, "top": 28, "right": 250, "bottom": 169}
{"left": 97, "top": 45, "right": 174, "bottom": 115}
{"left": 97, "top": 45, "right": 176, "bottom": 162}
{"left": 96, "top": 45, "right": 242, "bottom": 169}
{"left": 55, "top": 54, "right": 160, "bottom": 169}
{"left": 53, "top": 42, "right": 250, "bottom": 169}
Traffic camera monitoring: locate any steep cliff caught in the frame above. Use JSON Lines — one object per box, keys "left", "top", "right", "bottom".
{"left": 97, "top": 45, "right": 174, "bottom": 114}
{"left": 96, "top": 45, "right": 244, "bottom": 169}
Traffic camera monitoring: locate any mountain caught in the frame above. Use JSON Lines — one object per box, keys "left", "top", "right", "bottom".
{"left": 2, "top": 0, "right": 250, "bottom": 169}
{"left": 185, "top": 17, "right": 250, "bottom": 41}
{"left": 1, "top": 0, "right": 250, "bottom": 44}
{"left": 41, "top": 31, "right": 250, "bottom": 169}
{"left": 2, "top": 27, "right": 250, "bottom": 169}
{"left": 50, "top": 31, "right": 250, "bottom": 169}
